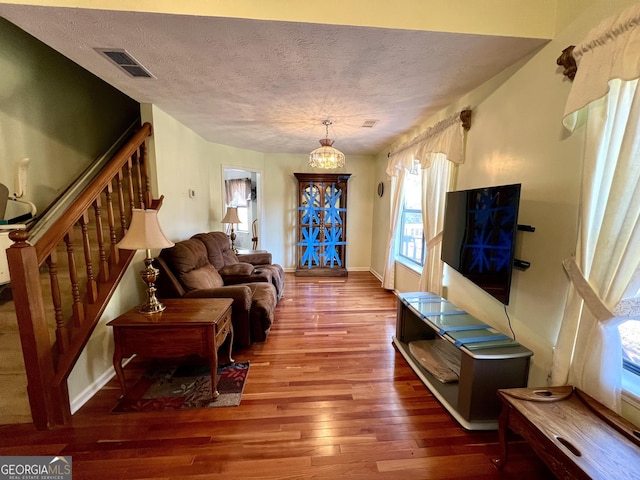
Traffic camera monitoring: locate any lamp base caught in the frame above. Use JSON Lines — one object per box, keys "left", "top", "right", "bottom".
{"left": 139, "top": 295, "right": 166, "bottom": 314}
{"left": 139, "top": 258, "right": 166, "bottom": 314}
{"left": 230, "top": 230, "right": 238, "bottom": 254}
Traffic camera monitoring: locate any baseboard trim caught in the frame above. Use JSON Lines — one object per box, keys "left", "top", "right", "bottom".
{"left": 70, "top": 357, "right": 133, "bottom": 414}
{"left": 369, "top": 268, "right": 383, "bottom": 282}
{"left": 284, "top": 266, "right": 375, "bottom": 273}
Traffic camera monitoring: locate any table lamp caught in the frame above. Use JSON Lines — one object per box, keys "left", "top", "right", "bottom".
{"left": 117, "top": 208, "right": 174, "bottom": 314}
{"left": 221, "top": 206, "right": 241, "bottom": 254}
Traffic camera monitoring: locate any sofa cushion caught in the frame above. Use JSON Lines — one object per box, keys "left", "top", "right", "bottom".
{"left": 219, "top": 262, "right": 254, "bottom": 276}
{"left": 193, "top": 232, "right": 238, "bottom": 270}
{"left": 181, "top": 263, "right": 224, "bottom": 290}
{"left": 237, "top": 251, "right": 272, "bottom": 265}
{"left": 160, "top": 238, "right": 224, "bottom": 290}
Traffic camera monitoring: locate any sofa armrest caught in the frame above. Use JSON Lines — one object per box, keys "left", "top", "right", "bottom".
{"left": 183, "top": 285, "right": 252, "bottom": 312}
{"left": 237, "top": 251, "right": 272, "bottom": 265}
{"left": 154, "top": 256, "right": 187, "bottom": 298}
{"left": 219, "top": 262, "right": 254, "bottom": 276}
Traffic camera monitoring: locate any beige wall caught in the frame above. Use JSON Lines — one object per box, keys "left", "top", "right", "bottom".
{"left": 67, "top": 261, "right": 144, "bottom": 410}
{"left": 0, "top": 18, "right": 138, "bottom": 219}
{"left": 370, "top": 0, "right": 640, "bottom": 423}
{"left": 131, "top": 107, "right": 377, "bottom": 270}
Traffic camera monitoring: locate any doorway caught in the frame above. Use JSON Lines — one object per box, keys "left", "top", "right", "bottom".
{"left": 222, "top": 166, "right": 262, "bottom": 251}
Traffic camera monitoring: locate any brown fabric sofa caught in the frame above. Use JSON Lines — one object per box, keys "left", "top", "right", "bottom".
{"left": 192, "top": 232, "right": 285, "bottom": 300}
{"left": 155, "top": 238, "right": 277, "bottom": 347}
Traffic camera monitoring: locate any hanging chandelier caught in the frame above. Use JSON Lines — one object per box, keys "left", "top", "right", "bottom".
{"left": 309, "top": 120, "right": 345, "bottom": 169}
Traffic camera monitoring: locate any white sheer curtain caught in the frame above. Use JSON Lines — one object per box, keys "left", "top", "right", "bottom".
{"left": 382, "top": 170, "right": 405, "bottom": 290}
{"left": 418, "top": 154, "right": 454, "bottom": 295}
{"left": 551, "top": 4, "right": 640, "bottom": 412}
{"left": 383, "top": 112, "right": 467, "bottom": 291}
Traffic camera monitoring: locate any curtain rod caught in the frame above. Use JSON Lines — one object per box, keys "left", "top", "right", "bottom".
{"left": 388, "top": 109, "right": 472, "bottom": 158}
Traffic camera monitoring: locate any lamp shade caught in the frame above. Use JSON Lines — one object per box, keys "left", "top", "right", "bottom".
{"left": 221, "top": 206, "right": 241, "bottom": 224}
{"left": 309, "top": 139, "right": 346, "bottom": 169}
{"left": 117, "top": 208, "right": 174, "bottom": 251}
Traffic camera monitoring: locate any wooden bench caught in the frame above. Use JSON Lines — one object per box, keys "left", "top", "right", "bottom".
{"left": 492, "top": 386, "right": 640, "bottom": 479}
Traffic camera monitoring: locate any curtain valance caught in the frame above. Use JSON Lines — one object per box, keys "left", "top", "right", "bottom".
{"left": 563, "top": 3, "right": 640, "bottom": 129}
{"left": 224, "top": 178, "right": 252, "bottom": 206}
{"left": 386, "top": 110, "right": 468, "bottom": 177}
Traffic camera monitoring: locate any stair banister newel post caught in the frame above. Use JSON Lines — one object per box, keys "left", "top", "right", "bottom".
{"left": 6, "top": 229, "right": 69, "bottom": 428}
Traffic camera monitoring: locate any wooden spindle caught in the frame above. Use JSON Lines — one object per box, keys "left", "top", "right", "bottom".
{"left": 140, "top": 140, "right": 152, "bottom": 208}
{"left": 79, "top": 211, "right": 98, "bottom": 303}
{"left": 116, "top": 169, "right": 127, "bottom": 235}
{"left": 105, "top": 181, "right": 119, "bottom": 265}
{"left": 132, "top": 149, "right": 145, "bottom": 209}
{"left": 93, "top": 195, "right": 109, "bottom": 282}
{"left": 64, "top": 229, "right": 84, "bottom": 327}
{"left": 46, "top": 251, "right": 67, "bottom": 354}
{"left": 126, "top": 158, "right": 136, "bottom": 215}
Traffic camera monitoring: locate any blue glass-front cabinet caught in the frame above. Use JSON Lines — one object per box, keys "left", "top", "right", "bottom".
{"left": 294, "top": 173, "right": 351, "bottom": 276}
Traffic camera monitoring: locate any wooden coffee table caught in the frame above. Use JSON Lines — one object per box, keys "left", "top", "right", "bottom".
{"left": 108, "top": 298, "right": 233, "bottom": 400}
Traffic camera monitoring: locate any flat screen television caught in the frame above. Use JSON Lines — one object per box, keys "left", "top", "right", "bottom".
{"left": 441, "top": 183, "right": 521, "bottom": 305}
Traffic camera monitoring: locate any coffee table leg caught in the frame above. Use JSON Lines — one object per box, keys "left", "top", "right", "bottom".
{"left": 209, "top": 339, "right": 220, "bottom": 401}
{"left": 211, "top": 322, "right": 235, "bottom": 400}
{"left": 219, "top": 324, "right": 234, "bottom": 364}
{"left": 492, "top": 402, "right": 510, "bottom": 470}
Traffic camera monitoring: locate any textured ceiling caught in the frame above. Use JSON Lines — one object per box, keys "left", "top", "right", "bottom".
{"left": 0, "top": 5, "right": 549, "bottom": 155}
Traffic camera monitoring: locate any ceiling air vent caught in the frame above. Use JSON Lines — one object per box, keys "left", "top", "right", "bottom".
{"left": 95, "top": 48, "right": 155, "bottom": 78}
{"left": 361, "top": 120, "right": 379, "bottom": 128}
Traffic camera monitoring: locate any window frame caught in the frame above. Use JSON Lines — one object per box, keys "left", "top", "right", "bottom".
{"left": 235, "top": 205, "right": 249, "bottom": 232}
{"left": 397, "top": 207, "right": 425, "bottom": 267}
{"left": 620, "top": 318, "right": 640, "bottom": 382}
{"left": 395, "top": 169, "right": 425, "bottom": 270}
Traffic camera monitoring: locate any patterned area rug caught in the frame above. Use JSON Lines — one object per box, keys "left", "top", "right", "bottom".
{"left": 111, "top": 361, "right": 249, "bottom": 413}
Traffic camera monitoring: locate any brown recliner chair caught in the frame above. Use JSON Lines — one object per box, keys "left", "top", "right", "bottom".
{"left": 192, "top": 232, "right": 285, "bottom": 300}
{"left": 155, "top": 238, "right": 277, "bottom": 347}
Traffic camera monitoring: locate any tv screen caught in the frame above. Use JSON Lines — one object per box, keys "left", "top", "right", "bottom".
{"left": 441, "top": 183, "right": 521, "bottom": 305}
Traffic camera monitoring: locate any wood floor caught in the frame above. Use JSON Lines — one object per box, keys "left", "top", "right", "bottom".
{"left": 0, "top": 272, "right": 551, "bottom": 479}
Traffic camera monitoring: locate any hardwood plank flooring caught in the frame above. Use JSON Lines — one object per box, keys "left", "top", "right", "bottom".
{"left": 0, "top": 272, "right": 551, "bottom": 479}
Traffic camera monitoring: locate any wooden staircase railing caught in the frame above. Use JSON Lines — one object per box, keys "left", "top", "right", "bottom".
{"left": 7, "top": 122, "right": 159, "bottom": 429}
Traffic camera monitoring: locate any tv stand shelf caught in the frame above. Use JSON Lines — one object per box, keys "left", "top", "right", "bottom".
{"left": 393, "top": 292, "right": 533, "bottom": 430}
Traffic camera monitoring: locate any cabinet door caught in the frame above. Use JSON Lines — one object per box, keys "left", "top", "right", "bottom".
{"left": 295, "top": 173, "right": 350, "bottom": 276}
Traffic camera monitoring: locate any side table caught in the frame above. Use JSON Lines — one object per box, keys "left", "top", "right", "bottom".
{"left": 107, "top": 298, "right": 233, "bottom": 400}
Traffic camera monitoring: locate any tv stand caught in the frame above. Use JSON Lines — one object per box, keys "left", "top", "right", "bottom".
{"left": 393, "top": 292, "right": 533, "bottom": 430}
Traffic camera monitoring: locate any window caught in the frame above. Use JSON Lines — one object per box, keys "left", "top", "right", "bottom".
{"left": 397, "top": 170, "right": 424, "bottom": 267}
{"left": 236, "top": 206, "right": 249, "bottom": 232}
{"left": 224, "top": 178, "right": 252, "bottom": 232}
{"left": 621, "top": 320, "right": 640, "bottom": 376}
{"left": 618, "top": 293, "right": 640, "bottom": 396}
